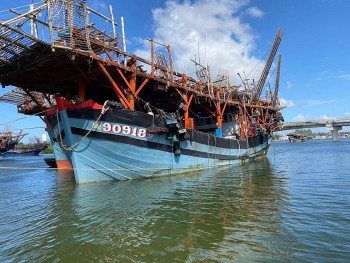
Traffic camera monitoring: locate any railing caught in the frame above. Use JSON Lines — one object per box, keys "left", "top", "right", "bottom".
{"left": 280, "top": 118, "right": 350, "bottom": 131}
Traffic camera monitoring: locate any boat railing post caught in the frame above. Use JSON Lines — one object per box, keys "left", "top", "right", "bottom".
{"left": 167, "top": 44, "right": 173, "bottom": 85}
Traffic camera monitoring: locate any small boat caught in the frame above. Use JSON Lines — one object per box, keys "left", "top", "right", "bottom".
{"left": 44, "top": 157, "right": 57, "bottom": 168}
{"left": 287, "top": 133, "right": 312, "bottom": 142}
{"left": 1, "top": 145, "right": 48, "bottom": 157}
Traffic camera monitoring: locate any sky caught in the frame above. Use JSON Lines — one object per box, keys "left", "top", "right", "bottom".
{"left": 1, "top": 0, "right": 350, "bottom": 141}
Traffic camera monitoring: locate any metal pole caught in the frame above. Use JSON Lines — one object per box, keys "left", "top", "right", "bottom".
{"left": 29, "top": 4, "right": 38, "bottom": 38}
{"left": 109, "top": 5, "right": 116, "bottom": 39}
{"left": 121, "top": 16, "right": 126, "bottom": 53}
{"left": 121, "top": 16, "right": 126, "bottom": 64}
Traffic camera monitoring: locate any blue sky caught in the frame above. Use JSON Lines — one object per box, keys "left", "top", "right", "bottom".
{"left": 1, "top": 0, "right": 350, "bottom": 141}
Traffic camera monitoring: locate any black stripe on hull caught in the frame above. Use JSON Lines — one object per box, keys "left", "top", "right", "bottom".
{"left": 71, "top": 127, "right": 268, "bottom": 161}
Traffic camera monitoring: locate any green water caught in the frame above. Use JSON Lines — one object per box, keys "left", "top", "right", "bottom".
{"left": 0, "top": 139, "right": 349, "bottom": 262}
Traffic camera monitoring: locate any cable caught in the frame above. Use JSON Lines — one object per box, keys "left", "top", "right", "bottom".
{"left": 0, "top": 107, "right": 56, "bottom": 127}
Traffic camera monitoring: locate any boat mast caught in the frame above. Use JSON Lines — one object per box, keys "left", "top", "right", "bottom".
{"left": 252, "top": 28, "right": 283, "bottom": 103}
{"left": 272, "top": 54, "right": 282, "bottom": 108}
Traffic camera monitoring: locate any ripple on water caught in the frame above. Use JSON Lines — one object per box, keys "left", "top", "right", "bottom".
{"left": 0, "top": 142, "right": 349, "bottom": 262}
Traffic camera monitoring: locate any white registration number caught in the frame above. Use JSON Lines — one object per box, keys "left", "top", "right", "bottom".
{"left": 100, "top": 122, "right": 147, "bottom": 138}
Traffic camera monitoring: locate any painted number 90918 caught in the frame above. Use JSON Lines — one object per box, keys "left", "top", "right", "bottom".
{"left": 102, "top": 122, "right": 147, "bottom": 138}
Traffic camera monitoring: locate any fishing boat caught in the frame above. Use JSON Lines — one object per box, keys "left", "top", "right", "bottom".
{"left": 1, "top": 144, "right": 48, "bottom": 157}
{"left": 0, "top": 1, "right": 284, "bottom": 183}
{"left": 0, "top": 131, "right": 26, "bottom": 154}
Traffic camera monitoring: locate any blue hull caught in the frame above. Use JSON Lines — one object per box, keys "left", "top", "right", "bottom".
{"left": 48, "top": 108, "right": 270, "bottom": 183}
{"left": 1, "top": 150, "right": 40, "bottom": 157}
{"left": 0, "top": 146, "right": 47, "bottom": 157}
{"left": 47, "top": 129, "right": 72, "bottom": 169}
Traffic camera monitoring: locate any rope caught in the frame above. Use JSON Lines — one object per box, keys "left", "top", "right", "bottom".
{"left": 56, "top": 101, "right": 110, "bottom": 152}
{"left": 11, "top": 126, "right": 46, "bottom": 131}
{"left": 0, "top": 1, "right": 42, "bottom": 15}
{"left": 232, "top": 137, "right": 241, "bottom": 158}
{"left": 226, "top": 136, "right": 241, "bottom": 161}
{"left": 188, "top": 107, "right": 217, "bottom": 119}
{"left": 0, "top": 107, "right": 55, "bottom": 127}
{"left": 244, "top": 35, "right": 275, "bottom": 80}
{"left": 137, "top": 97, "right": 170, "bottom": 117}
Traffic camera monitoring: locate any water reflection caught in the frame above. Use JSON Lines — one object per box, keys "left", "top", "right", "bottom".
{"left": 2, "top": 142, "right": 349, "bottom": 262}
{"left": 39, "top": 158, "right": 290, "bottom": 262}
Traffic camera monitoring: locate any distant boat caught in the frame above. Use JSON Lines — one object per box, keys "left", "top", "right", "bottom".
{"left": 287, "top": 133, "right": 312, "bottom": 142}
{"left": 0, "top": 131, "right": 26, "bottom": 154}
{"left": 1, "top": 145, "right": 48, "bottom": 157}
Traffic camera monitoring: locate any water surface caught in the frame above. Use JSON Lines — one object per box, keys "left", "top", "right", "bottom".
{"left": 0, "top": 140, "right": 349, "bottom": 262}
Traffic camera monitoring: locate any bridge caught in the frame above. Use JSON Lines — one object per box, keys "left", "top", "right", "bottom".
{"left": 279, "top": 118, "right": 350, "bottom": 141}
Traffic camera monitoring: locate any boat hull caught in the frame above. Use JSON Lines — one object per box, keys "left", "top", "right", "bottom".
{"left": 0, "top": 145, "right": 48, "bottom": 157}
{"left": 47, "top": 129, "right": 72, "bottom": 169}
{"left": 48, "top": 107, "right": 270, "bottom": 183}
{"left": 1, "top": 149, "right": 41, "bottom": 157}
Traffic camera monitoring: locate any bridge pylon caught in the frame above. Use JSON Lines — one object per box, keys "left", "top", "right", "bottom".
{"left": 326, "top": 124, "right": 342, "bottom": 141}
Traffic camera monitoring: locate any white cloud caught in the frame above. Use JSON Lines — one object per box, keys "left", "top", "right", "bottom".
{"left": 318, "top": 70, "right": 328, "bottom": 76}
{"left": 292, "top": 114, "right": 308, "bottom": 122}
{"left": 311, "top": 77, "right": 324, "bottom": 82}
{"left": 246, "top": 6, "right": 265, "bottom": 18}
{"left": 298, "top": 99, "right": 334, "bottom": 107}
{"left": 338, "top": 74, "right": 350, "bottom": 80}
{"left": 138, "top": 0, "right": 275, "bottom": 85}
{"left": 286, "top": 81, "right": 292, "bottom": 89}
{"left": 318, "top": 114, "right": 333, "bottom": 120}
{"left": 280, "top": 98, "right": 295, "bottom": 108}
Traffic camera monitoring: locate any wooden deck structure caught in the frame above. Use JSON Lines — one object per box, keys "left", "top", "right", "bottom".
{"left": 0, "top": 0, "right": 284, "bottom": 139}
